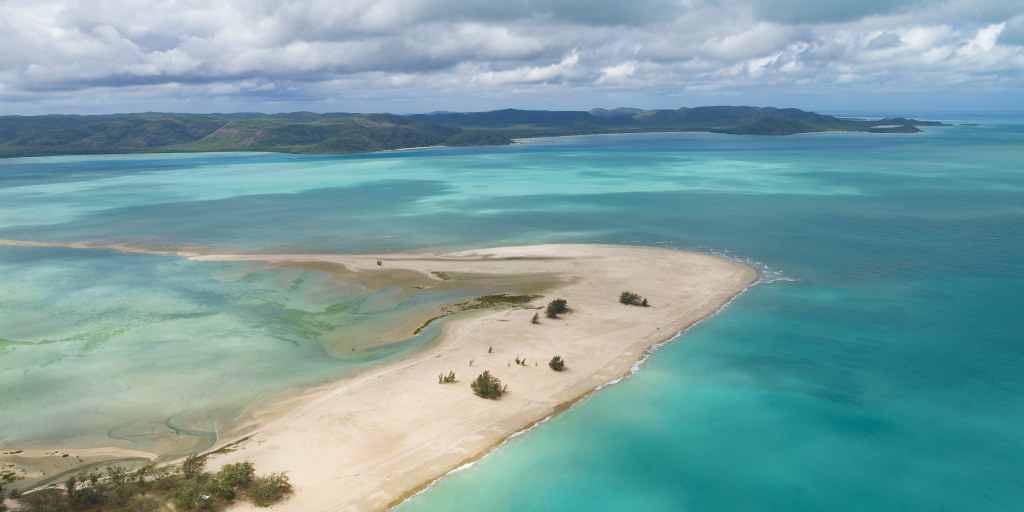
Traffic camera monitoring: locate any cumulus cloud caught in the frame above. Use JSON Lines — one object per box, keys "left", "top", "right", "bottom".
{"left": 0, "top": 0, "right": 1021, "bottom": 113}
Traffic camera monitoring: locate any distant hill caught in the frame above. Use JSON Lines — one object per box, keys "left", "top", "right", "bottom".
{"left": 0, "top": 112, "right": 502, "bottom": 158}
{"left": 0, "top": 107, "right": 947, "bottom": 158}
{"left": 406, "top": 106, "right": 945, "bottom": 138}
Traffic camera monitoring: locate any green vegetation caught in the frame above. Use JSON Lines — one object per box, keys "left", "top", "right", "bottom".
{"left": 0, "top": 107, "right": 946, "bottom": 158}
{"left": 1, "top": 468, "right": 18, "bottom": 511}
{"left": 549, "top": 355, "right": 566, "bottom": 371}
{"left": 438, "top": 371, "right": 456, "bottom": 383}
{"left": 408, "top": 106, "right": 948, "bottom": 139}
{"left": 412, "top": 294, "right": 542, "bottom": 335}
{"left": 545, "top": 299, "right": 568, "bottom": 319}
{"left": 9, "top": 455, "right": 291, "bottom": 511}
{"left": 531, "top": 312, "right": 540, "bottom": 324}
{"left": 246, "top": 473, "right": 293, "bottom": 507}
{"left": 619, "top": 291, "right": 649, "bottom": 307}
{"left": 471, "top": 371, "right": 505, "bottom": 399}
{"left": 0, "top": 112, "right": 501, "bottom": 158}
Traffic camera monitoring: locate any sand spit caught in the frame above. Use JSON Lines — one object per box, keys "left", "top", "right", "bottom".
{"left": 197, "top": 245, "right": 755, "bottom": 511}
{"left": 0, "top": 242, "right": 755, "bottom": 510}
{"left": 0, "top": 238, "right": 207, "bottom": 257}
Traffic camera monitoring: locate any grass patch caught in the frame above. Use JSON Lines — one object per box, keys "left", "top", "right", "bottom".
{"left": 412, "top": 294, "right": 542, "bottom": 335}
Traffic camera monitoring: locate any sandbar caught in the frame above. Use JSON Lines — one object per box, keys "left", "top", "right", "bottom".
{"left": 0, "top": 242, "right": 755, "bottom": 510}
{"left": 196, "top": 244, "right": 756, "bottom": 511}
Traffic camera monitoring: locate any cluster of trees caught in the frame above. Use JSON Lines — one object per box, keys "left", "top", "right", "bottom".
{"left": 619, "top": 291, "right": 649, "bottom": 307}
{"left": 438, "top": 371, "right": 457, "bottom": 383}
{"left": 6, "top": 455, "right": 291, "bottom": 512}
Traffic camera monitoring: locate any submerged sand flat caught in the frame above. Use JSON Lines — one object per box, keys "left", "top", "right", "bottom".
{"left": 0, "top": 242, "right": 755, "bottom": 509}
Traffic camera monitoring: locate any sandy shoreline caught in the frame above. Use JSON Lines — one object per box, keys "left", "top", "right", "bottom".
{"left": 0, "top": 242, "right": 755, "bottom": 510}
{"left": 197, "top": 244, "right": 756, "bottom": 511}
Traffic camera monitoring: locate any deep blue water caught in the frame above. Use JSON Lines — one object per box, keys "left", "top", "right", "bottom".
{"left": 1, "top": 116, "right": 1022, "bottom": 510}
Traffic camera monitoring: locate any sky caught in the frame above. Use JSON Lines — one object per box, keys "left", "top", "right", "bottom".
{"left": 1, "top": 0, "right": 1022, "bottom": 115}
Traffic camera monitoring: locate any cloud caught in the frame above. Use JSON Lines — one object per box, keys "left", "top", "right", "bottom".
{"left": 998, "top": 14, "right": 1024, "bottom": 45}
{"left": 747, "top": 0, "right": 924, "bottom": 24}
{"left": 865, "top": 32, "right": 903, "bottom": 51}
{"left": 0, "top": 0, "right": 1022, "bottom": 114}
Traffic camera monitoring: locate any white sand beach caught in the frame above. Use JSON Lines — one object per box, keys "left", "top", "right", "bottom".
{"left": 194, "top": 244, "right": 756, "bottom": 511}
{"left": 0, "top": 241, "right": 755, "bottom": 510}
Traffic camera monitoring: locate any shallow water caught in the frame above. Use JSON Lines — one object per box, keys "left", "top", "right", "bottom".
{"left": 2, "top": 116, "right": 1022, "bottom": 509}
{"left": 0, "top": 245, "right": 478, "bottom": 454}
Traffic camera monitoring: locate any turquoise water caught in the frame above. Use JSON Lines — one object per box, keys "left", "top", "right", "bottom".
{"left": 0, "top": 245, "right": 467, "bottom": 453}
{"left": 2, "top": 116, "right": 1023, "bottom": 510}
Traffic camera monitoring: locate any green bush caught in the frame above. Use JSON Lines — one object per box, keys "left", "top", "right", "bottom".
{"left": 169, "top": 477, "right": 216, "bottom": 511}
{"left": 19, "top": 488, "right": 67, "bottom": 512}
{"left": 545, "top": 299, "right": 568, "bottom": 318}
{"left": 181, "top": 454, "right": 206, "bottom": 479}
{"left": 214, "top": 462, "right": 255, "bottom": 501}
{"left": 13, "top": 451, "right": 292, "bottom": 511}
{"left": 619, "top": 291, "right": 649, "bottom": 306}
{"left": 124, "top": 495, "right": 162, "bottom": 512}
{"left": 471, "top": 370, "right": 505, "bottom": 399}
{"left": 247, "top": 473, "right": 292, "bottom": 507}
{"left": 549, "top": 356, "right": 565, "bottom": 371}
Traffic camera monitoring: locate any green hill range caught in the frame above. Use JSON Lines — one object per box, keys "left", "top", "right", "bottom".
{"left": 0, "top": 106, "right": 947, "bottom": 158}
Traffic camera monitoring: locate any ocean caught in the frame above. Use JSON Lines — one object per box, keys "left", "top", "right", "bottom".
{"left": 1, "top": 115, "right": 1022, "bottom": 510}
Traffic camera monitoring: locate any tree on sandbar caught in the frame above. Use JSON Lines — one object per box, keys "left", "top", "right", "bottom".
{"left": 545, "top": 299, "right": 568, "bottom": 318}
{"left": 548, "top": 355, "right": 565, "bottom": 371}
{"left": 471, "top": 370, "right": 505, "bottom": 399}
{"left": 619, "top": 291, "right": 649, "bottom": 307}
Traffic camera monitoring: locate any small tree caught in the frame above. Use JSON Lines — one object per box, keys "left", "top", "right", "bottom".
{"left": 169, "top": 477, "right": 215, "bottom": 511}
{"left": 247, "top": 473, "right": 292, "bottom": 507}
{"left": 545, "top": 299, "right": 568, "bottom": 318}
{"left": 619, "top": 291, "right": 649, "bottom": 307}
{"left": 549, "top": 355, "right": 565, "bottom": 371}
{"left": 124, "top": 495, "right": 162, "bottom": 512}
{"left": 216, "top": 462, "right": 255, "bottom": 499}
{"left": 531, "top": 312, "right": 540, "bottom": 324}
{"left": 471, "top": 371, "right": 504, "bottom": 399}
{"left": 181, "top": 454, "right": 206, "bottom": 480}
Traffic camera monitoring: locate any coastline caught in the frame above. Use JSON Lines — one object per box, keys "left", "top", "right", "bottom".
{"left": 196, "top": 244, "right": 756, "bottom": 511}
{"left": 0, "top": 115, "right": 943, "bottom": 161}
{"left": 0, "top": 242, "right": 755, "bottom": 509}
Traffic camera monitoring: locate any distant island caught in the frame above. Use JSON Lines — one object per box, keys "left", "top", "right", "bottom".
{"left": 0, "top": 106, "right": 949, "bottom": 158}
